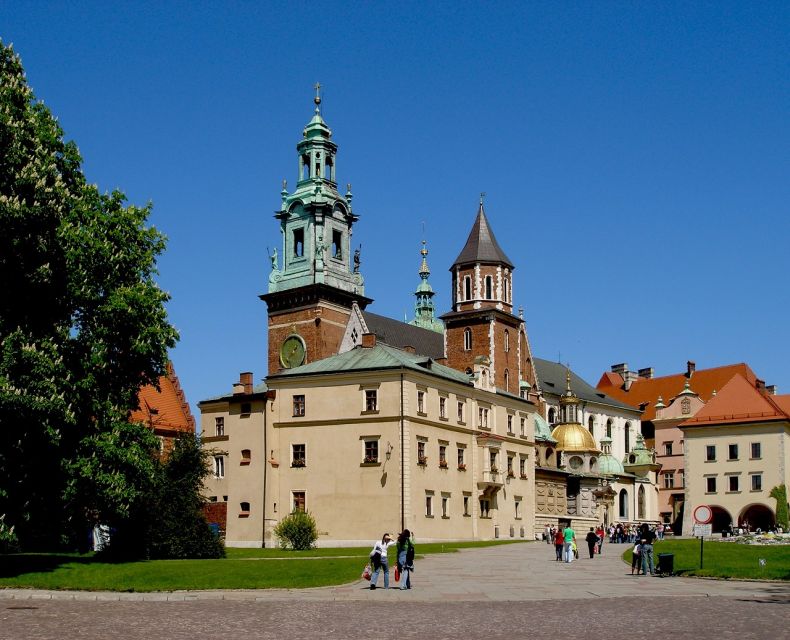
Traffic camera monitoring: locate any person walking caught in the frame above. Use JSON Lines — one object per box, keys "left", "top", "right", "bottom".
{"left": 396, "top": 529, "right": 414, "bottom": 590}
{"left": 554, "top": 526, "right": 565, "bottom": 561}
{"left": 563, "top": 523, "right": 576, "bottom": 563}
{"left": 585, "top": 527, "right": 599, "bottom": 559}
{"left": 640, "top": 524, "right": 656, "bottom": 576}
{"left": 631, "top": 540, "right": 642, "bottom": 575}
{"left": 369, "top": 532, "right": 396, "bottom": 589}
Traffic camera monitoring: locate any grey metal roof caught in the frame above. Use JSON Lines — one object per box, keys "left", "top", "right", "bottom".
{"left": 451, "top": 202, "right": 514, "bottom": 269}
{"left": 534, "top": 358, "right": 640, "bottom": 413}
{"left": 362, "top": 311, "right": 444, "bottom": 359}
{"left": 269, "top": 342, "right": 472, "bottom": 386}
{"left": 199, "top": 381, "right": 268, "bottom": 405}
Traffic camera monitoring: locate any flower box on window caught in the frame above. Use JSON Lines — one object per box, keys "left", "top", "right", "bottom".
{"left": 520, "top": 473, "right": 528, "bottom": 480}
{"left": 417, "top": 456, "right": 428, "bottom": 466}
{"left": 439, "top": 460, "right": 448, "bottom": 469}
{"left": 291, "top": 459, "right": 306, "bottom": 468}
{"left": 457, "top": 463, "right": 467, "bottom": 471}
{"left": 490, "top": 466, "right": 499, "bottom": 474}
{"left": 363, "top": 455, "right": 378, "bottom": 464}
{"left": 507, "top": 470, "right": 515, "bottom": 478}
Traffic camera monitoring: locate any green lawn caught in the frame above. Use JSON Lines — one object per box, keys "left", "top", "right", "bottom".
{"left": 620, "top": 539, "right": 790, "bottom": 580}
{"left": 0, "top": 539, "right": 526, "bottom": 592}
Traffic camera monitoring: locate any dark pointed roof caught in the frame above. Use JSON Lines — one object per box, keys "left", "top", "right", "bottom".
{"left": 451, "top": 202, "right": 514, "bottom": 269}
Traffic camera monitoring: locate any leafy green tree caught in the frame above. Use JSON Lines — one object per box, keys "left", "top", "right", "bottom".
{"left": 0, "top": 40, "right": 178, "bottom": 550}
{"left": 770, "top": 485, "right": 788, "bottom": 530}
{"left": 274, "top": 511, "right": 319, "bottom": 550}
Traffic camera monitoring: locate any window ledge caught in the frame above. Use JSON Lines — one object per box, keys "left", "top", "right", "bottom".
{"left": 439, "top": 416, "right": 449, "bottom": 422}
{"left": 239, "top": 512, "right": 250, "bottom": 518}
{"left": 425, "top": 515, "right": 434, "bottom": 519}
{"left": 291, "top": 463, "right": 306, "bottom": 469}
{"left": 361, "top": 410, "right": 380, "bottom": 415}
{"left": 750, "top": 489, "right": 763, "bottom": 493}
{"left": 417, "top": 411, "right": 427, "bottom": 417}
{"left": 203, "top": 435, "right": 229, "bottom": 443}
{"left": 360, "top": 462, "right": 381, "bottom": 467}
{"left": 240, "top": 460, "right": 251, "bottom": 466}
{"left": 441, "top": 516, "right": 450, "bottom": 520}
{"left": 515, "top": 517, "right": 522, "bottom": 521}
{"left": 463, "top": 514, "right": 471, "bottom": 518}
{"left": 458, "top": 420, "right": 466, "bottom": 426}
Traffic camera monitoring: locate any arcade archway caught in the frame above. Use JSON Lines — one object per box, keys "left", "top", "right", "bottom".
{"left": 739, "top": 503, "right": 775, "bottom": 531}
{"left": 710, "top": 505, "right": 732, "bottom": 533}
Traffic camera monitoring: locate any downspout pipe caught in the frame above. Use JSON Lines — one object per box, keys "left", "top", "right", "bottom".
{"left": 400, "top": 371, "right": 405, "bottom": 532}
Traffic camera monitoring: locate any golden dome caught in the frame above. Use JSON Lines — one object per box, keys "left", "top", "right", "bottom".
{"left": 550, "top": 422, "right": 599, "bottom": 452}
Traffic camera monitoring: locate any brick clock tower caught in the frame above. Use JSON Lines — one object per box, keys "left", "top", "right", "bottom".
{"left": 441, "top": 198, "right": 540, "bottom": 402}
{"left": 261, "top": 86, "right": 372, "bottom": 375}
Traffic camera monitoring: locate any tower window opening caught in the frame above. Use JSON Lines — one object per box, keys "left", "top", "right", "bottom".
{"left": 504, "top": 369, "right": 509, "bottom": 392}
{"left": 463, "top": 327, "right": 472, "bottom": 351}
{"left": 293, "top": 228, "right": 304, "bottom": 258}
{"left": 332, "top": 229, "right": 342, "bottom": 259}
{"left": 464, "top": 275, "right": 472, "bottom": 301}
{"left": 504, "top": 330, "right": 509, "bottom": 352}
{"left": 301, "top": 155, "right": 310, "bottom": 180}
{"left": 485, "top": 275, "right": 493, "bottom": 299}
{"left": 325, "top": 159, "right": 333, "bottom": 181}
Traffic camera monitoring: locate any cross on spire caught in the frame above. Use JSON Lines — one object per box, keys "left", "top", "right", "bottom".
{"left": 314, "top": 82, "right": 322, "bottom": 112}
{"left": 479, "top": 191, "right": 486, "bottom": 205}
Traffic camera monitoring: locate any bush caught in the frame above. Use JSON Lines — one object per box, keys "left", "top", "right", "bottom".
{"left": 274, "top": 511, "right": 318, "bottom": 550}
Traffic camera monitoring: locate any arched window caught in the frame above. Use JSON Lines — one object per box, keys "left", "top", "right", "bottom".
{"left": 463, "top": 328, "right": 472, "bottom": 351}
{"left": 301, "top": 155, "right": 310, "bottom": 180}
{"left": 464, "top": 276, "right": 472, "bottom": 301}
{"left": 588, "top": 416, "right": 595, "bottom": 435}
{"left": 548, "top": 407, "right": 556, "bottom": 424}
{"left": 625, "top": 422, "right": 631, "bottom": 453}
{"left": 606, "top": 419, "right": 613, "bottom": 439}
{"left": 504, "top": 369, "right": 509, "bottom": 392}
{"left": 504, "top": 330, "right": 510, "bottom": 352}
{"left": 619, "top": 489, "right": 628, "bottom": 519}
{"left": 504, "top": 277, "right": 509, "bottom": 302}
{"left": 485, "top": 275, "right": 493, "bottom": 299}
{"left": 638, "top": 485, "right": 645, "bottom": 520}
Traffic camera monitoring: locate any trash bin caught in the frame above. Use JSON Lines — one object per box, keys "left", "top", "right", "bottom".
{"left": 658, "top": 553, "right": 674, "bottom": 576}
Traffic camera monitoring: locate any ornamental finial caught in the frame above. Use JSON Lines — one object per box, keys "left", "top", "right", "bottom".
{"left": 314, "top": 82, "right": 322, "bottom": 113}
{"left": 480, "top": 191, "right": 486, "bottom": 205}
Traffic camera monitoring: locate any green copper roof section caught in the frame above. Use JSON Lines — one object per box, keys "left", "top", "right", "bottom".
{"left": 534, "top": 414, "right": 556, "bottom": 442}
{"left": 596, "top": 436, "right": 625, "bottom": 476}
{"left": 409, "top": 240, "right": 444, "bottom": 334}
{"left": 269, "top": 342, "right": 472, "bottom": 386}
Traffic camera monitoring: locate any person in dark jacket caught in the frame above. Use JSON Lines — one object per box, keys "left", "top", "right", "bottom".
{"left": 585, "top": 528, "right": 600, "bottom": 559}
{"left": 396, "top": 529, "right": 415, "bottom": 590}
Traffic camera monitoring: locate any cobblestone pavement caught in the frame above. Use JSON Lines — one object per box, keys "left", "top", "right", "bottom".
{"left": 2, "top": 542, "right": 788, "bottom": 639}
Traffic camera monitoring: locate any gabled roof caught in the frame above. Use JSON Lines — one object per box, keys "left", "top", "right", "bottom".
{"left": 680, "top": 374, "right": 790, "bottom": 427}
{"left": 535, "top": 358, "right": 638, "bottom": 413}
{"left": 596, "top": 363, "right": 758, "bottom": 421}
{"left": 451, "top": 202, "right": 514, "bottom": 269}
{"left": 362, "top": 311, "right": 444, "bottom": 359}
{"left": 130, "top": 362, "right": 196, "bottom": 435}
{"left": 269, "top": 342, "right": 472, "bottom": 386}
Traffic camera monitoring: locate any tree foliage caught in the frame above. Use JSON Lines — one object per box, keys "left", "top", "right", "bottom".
{"left": 0, "top": 40, "right": 178, "bottom": 550}
{"left": 769, "top": 485, "right": 788, "bottom": 529}
{"left": 273, "top": 511, "right": 319, "bottom": 550}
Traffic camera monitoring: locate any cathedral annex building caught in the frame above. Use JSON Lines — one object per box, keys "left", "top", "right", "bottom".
{"left": 199, "top": 91, "right": 661, "bottom": 546}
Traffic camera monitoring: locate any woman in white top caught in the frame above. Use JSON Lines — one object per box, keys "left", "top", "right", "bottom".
{"left": 369, "top": 532, "right": 397, "bottom": 589}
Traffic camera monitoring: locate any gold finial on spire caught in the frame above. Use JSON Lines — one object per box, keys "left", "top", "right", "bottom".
{"left": 314, "top": 82, "right": 322, "bottom": 112}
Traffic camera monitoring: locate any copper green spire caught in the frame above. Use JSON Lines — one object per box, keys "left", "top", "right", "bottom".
{"left": 409, "top": 239, "right": 444, "bottom": 333}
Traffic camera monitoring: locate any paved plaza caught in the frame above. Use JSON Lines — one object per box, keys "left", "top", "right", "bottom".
{"left": 2, "top": 541, "right": 788, "bottom": 638}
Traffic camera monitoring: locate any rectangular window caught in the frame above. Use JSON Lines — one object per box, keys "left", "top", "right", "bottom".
{"left": 293, "top": 394, "right": 305, "bottom": 417}
{"left": 293, "top": 228, "right": 304, "bottom": 257}
{"left": 507, "top": 415, "right": 513, "bottom": 434}
{"left": 520, "top": 417, "right": 526, "bottom": 437}
{"left": 751, "top": 442, "right": 761, "bottom": 459}
{"left": 663, "top": 472, "right": 674, "bottom": 489}
{"left": 728, "top": 444, "right": 738, "bottom": 460}
{"left": 519, "top": 457, "right": 526, "bottom": 478}
{"left": 663, "top": 442, "right": 672, "bottom": 456}
{"left": 489, "top": 451, "right": 498, "bottom": 472}
{"left": 442, "top": 496, "right": 449, "bottom": 518}
{"left": 417, "top": 440, "right": 427, "bottom": 465}
{"left": 364, "top": 440, "right": 379, "bottom": 464}
{"left": 751, "top": 474, "right": 762, "bottom": 491}
{"left": 439, "top": 445, "right": 447, "bottom": 468}
{"left": 463, "top": 495, "right": 470, "bottom": 516}
{"left": 365, "top": 389, "right": 378, "bottom": 412}
{"left": 439, "top": 397, "right": 447, "bottom": 419}
{"left": 457, "top": 401, "right": 465, "bottom": 422}
{"left": 728, "top": 475, "right": 739, "bottom": 492}
{"left": 706, "top": 477, "right": 717, "bottom": 493}
{"left": 507, "top": 455, "right": 514, "bottom": 477}
{"left": 292, "top": 444, "right": 305, "bottom": 467}
{"left": 706, "top": 445, "right": 716, "bottom": 461}
{"left": 515, "top": 498, "right": 521, "bottom": 519}
{"left": 292, "top": 491, "right": 306, "bottom": 512}
{"left": 478, "top": 407, "right": 489, "bottom": 428}
{"left": 240, "top": 402, "right": 251, "bottom": 415}
{"left": 678, "top": 469, "right": 685, "bottom": 488}
{"left": 417, "top": 390, "right": 425, "bottom": 414}
{"left": 215, "top": 417, "right": 225, "bottom": 436}
{"left": 457, "top": 447, "right": 465, "bottom": 469}
{"left": 425, "top": 494, "right": 433, "bottom": 517}
{"left": 213, "top": 455, "right": 225, "bottom": 478}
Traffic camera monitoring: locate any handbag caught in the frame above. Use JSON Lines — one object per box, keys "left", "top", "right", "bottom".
{"left": 362, "top": 564, "right": 372, "bottom": 581}
{"left": 394, "top": 566, "right": 400, "bottom": 582}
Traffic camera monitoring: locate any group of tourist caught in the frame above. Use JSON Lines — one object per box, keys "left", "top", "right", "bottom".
{"left": 368, "top": 529, "right": 416, "bottom": 590}
{"left": 547, "top": 524, "right": 607, "bottom": 563}
{"left": 606, "top": 522, "right": 665, "bottom": 543}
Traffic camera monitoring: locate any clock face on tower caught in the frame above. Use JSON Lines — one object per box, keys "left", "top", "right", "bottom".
{"left": 280, "top": 334, "right": 306, "bottom": 368}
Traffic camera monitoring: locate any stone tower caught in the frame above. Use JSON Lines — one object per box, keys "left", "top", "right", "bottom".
{"left": 261, "top": 86, "right": 372, "bottom": 374}
{"left": 441, "top": 199, "right": 540, "bottom": 399}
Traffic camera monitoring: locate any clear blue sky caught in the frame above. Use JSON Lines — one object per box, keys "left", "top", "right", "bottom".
{"left": 3, "top": 2, "right": 788, "bottom": 415}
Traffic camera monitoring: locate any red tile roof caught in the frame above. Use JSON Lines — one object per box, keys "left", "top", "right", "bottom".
{"left": 596, "top": 363, "right": 758, "bottom": 421}
{"left": 129, "top": 362, "right": 196, "bottom": 436}
{"left": 679, "top": 374, "right": 790, "bottom": 427}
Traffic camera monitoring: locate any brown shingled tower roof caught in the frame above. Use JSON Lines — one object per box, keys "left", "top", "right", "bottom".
{"left": 451, "top": 202, "right": 514, "bottom": 269}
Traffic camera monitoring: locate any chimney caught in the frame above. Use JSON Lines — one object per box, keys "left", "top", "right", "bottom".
{"left": 361, "top": 333, "right": 376, "bottom": 348}
{"left": 756, "top": 378, "right": 766, "bottom": 392}
{"left": 239, "top": 372, "right": 253, "bottom": 394}
{"left": 765, "top": 384, "right": 777, "bottom": 395}
{"left": 686, "top": 360, "right": 696, "bottom": 378}
{"left": 402, "top": 345, "right": 416, "bottom": 354}
{"left": 623, "top": 370, "right": 638, "bottom": 391}
{"left": 611, "top": 363, "right": 629, "bottom": 376}
{"left": 638, "top": 367, "right": 654, "bottom": 380}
